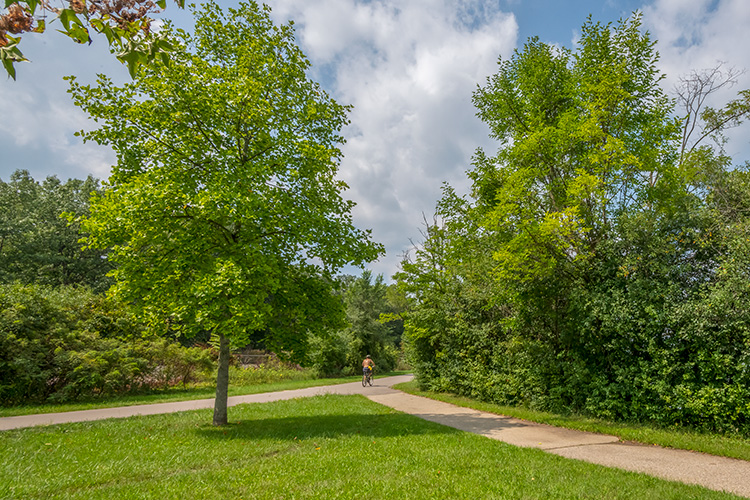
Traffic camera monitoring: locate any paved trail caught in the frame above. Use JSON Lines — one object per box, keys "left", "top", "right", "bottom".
{"left": 2, "top": 374, "right": 749, "bottom": 498}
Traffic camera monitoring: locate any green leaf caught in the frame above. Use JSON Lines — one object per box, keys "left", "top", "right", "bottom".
{"left": 55, "top": 9, "right": 90, "bottom": 44}
{"left": 155, "top": 38, "right": 174, "bottom": 52}
{"left": 58, "top": 9, "right": 85, "bottom": 33}
{"left": 117, "top": 50, "right": 147, "bottom": 78}
{"left": 1, "top": 57, "right": 17, "bottom": 80}
{"left": 90, "top": 19, "right": 119, "bottom": 46}
{"left": 58, "top": 25, "right": 91, "bottom": 44}
{"left": 32, "top": 18, "right": 45, "bottom": 33}
{"left": 0, "top": 38, "right": 27, "bottom": 81}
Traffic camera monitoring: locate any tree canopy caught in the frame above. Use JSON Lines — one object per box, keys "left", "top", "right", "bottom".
{"left": 306, "top": 271, "right": 405, "bottom": 377}
{"left": 69, "top": 0, "right": 383, "bottom": 425}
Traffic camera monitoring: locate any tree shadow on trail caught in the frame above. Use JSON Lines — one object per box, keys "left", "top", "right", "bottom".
{"left": 194, "top": 411, "right": 461, "bottom": 442}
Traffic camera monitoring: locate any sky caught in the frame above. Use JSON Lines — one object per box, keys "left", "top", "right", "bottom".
{"left": 2, "top": 0, "right": 749, "bottom": 280}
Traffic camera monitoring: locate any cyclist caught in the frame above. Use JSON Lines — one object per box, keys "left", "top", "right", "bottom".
{"left": 362, "top": 355, "right": 374, "bottom": 378}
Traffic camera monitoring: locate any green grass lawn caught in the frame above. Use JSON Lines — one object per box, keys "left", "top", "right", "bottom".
{"left": 394, "top": 380, "right": 750, "bottom": 463}
{"left": 0, "top": 394, "right": 742, "bottom": 500}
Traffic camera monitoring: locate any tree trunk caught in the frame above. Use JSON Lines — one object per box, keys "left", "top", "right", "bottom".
{"left": 213, "top": 332, "right": 230, "bottom": 426}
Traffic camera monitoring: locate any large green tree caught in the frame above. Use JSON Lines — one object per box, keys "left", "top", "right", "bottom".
{"left": 470, "top": 14, "right": 678, "bottom": 291}
{"left": 69, "top": 1, "right": 382, "bottom": 425}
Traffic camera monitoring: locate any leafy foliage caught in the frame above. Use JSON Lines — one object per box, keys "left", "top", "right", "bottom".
{"left": 228, "top": 360, "right": 312, "bottom": 386}
{"left": 306, "top": 271, "right": 404, "bottom": 376}
{"left": 1, "top": 0, "right": 183, "bottom": 79}
{"left": 341, "top": 271, "right": 401, "bottom": 372}
{"left": 398, "top": 14, "right": 750, "bottom": 435}
{"left": 0, "top": 283, "right": 213, "bottom": 405}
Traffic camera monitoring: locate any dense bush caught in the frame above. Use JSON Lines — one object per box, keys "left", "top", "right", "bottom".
{"left": 0, "top": 284, "right": 214, "bottom": 405}
{"left": 306, "top": 330, "right": 353, "bottom": 377}
{"left": 400, "top": 215, "right": 750, "bottom": 435}
{"left": 137, "top": 339, "right": 214, "bottom": 388}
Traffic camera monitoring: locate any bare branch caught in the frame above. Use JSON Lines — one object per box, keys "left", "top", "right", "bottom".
{"left": 675, "top": 62, "right": 745, "bottom": 163}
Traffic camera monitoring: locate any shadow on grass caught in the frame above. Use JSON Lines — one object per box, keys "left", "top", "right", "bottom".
{"left": 195, "top": 411, "right": 462, "bottom": 442}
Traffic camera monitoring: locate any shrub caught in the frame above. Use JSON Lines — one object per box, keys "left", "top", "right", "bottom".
{"left": 306, "top": 330, "right": 351, "bottom": 377}
{"left": 136, "top": 339, "right": 215, "bottom": 388}
{"left": 49, "top": 337, "right": 148, "bottom": 402}
{"left": 0, "top": 284, "right": 215, "bottom": 405}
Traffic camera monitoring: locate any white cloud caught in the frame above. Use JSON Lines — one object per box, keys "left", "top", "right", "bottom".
{"left": 644, "top": 0, "right": 750, "bottom": 80}
{"left": 0, "top": 90, "right": 114, "bottom": 179}
{"left": 275, "top": 0, "right": 750, "bottom": 279}
{"left": 271, "top": 0, "right": 518, "bottom": 278}
{"left": 0, "top": 1, "right": 517, "bottom": 279}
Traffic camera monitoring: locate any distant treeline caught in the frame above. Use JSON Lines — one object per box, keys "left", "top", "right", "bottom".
{"left": 0, "top": 169, "right": 112, "bottom": 291}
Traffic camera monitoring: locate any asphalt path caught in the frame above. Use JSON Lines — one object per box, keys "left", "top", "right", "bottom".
{"left": 2, "top": 374, "right": 749, "bottom": 498}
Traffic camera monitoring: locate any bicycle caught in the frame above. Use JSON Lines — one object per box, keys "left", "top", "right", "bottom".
{"left": 362, "top": 366, "right": 373, "bottom": 387}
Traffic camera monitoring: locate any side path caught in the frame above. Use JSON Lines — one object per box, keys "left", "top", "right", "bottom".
{"left": 2, "top": 375, "right": 749, "bottom": 498}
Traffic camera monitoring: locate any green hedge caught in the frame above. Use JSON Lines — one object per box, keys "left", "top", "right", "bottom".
{"left": 400, "top": 243, "right": 750, "bottom": 436}
{"left": 0, "top": 284, "right": 213, "bottom": 405}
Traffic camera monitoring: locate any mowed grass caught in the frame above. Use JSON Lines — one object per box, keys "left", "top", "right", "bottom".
{"left": 395, "top": 381, "right": 750, "bottom": 463}
{"left": 0, "top": 394, "right": 742, "bottom": 500}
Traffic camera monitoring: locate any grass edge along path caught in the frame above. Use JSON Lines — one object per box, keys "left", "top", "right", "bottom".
{"left": 1, "top": 394, "right": 743, "bottom": 500}
{"left": 0, "top": 372, "right": 405, "bottom": 418}
{"left": 393, "top": 380, "right": 750, "bottom": 463}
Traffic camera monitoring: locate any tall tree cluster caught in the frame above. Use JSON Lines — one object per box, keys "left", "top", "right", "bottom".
{"left": 397, "top": 14, "right": 750, "bottom": 435}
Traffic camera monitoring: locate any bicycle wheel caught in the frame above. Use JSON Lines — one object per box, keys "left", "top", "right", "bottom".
{"left": 362, "top": 374, "right": 367, "bottom": 387}
{"left": 367, "top": 373, "right": 373, "bottom": 386}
